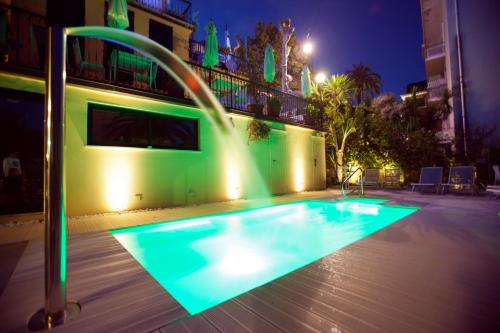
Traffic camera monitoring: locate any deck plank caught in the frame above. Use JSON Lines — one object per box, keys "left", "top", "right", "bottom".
{"left": 0, "top": 241, "right": 27, "bottom": 297}
{"left": 0, "top": 232, "right": 188, "bottom": 333}
{"left": 1, "top": 193, "right": 500, "bottom": 332}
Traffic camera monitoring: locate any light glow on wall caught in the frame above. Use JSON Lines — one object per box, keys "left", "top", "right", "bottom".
{"left": 294, "top": 158, "right": 305, "bottom": 192}
{"left": 226, "top": 159, "right": 241, "bottom": 200}
{"left": 104, "top": 157, "right": 132, "bottom": 211}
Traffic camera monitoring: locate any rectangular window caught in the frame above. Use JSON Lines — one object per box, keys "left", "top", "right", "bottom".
{"left": 149, "top": 19, "right": 173, "bottom": 51}
{"left": 88, "top": 104, "right": 199, "bottom": 151}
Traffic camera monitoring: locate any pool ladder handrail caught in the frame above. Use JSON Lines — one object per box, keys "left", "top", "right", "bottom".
{"left": 341, "top": 167, "right": 364, "bottom": 197}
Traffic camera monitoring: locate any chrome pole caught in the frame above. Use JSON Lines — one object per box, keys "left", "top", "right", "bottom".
{"left": 29, "top": 25, "right": 80, "bottom": 331}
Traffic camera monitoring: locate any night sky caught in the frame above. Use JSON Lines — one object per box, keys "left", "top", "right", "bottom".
{"left": 191, "top": 0, "right": 425, "bottom": 95}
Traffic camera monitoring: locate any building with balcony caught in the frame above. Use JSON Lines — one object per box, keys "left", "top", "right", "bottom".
{"left": 400, "top": 80, "right": 428, "bottom": 107}
{"left": 419, "top": 0, "right": 500, "bottom": 152}
{"left": 0, "top": 0, "right": 325, "bottom": 215}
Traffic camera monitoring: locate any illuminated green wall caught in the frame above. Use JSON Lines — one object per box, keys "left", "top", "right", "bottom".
{"left": 0, "top": 72, "right": 326, "bottom": 215}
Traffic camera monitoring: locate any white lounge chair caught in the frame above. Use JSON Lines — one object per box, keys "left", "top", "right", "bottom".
{"left": 411, "top": 167, "right": 443, "bottom": 194}
{"left": 384, "top": 168, "right": 401, "bottom": 188}
{"left": 486, "top": 185, "right": 500, "bottom": 199}
{"left": 442, "top": 166, "right": 476, "bottom": 195}
{"left": 363, "top": 169, "right": 382, "bottom": 188}
{"left": 493, "top": 164, "right": 500, "bottom": 185}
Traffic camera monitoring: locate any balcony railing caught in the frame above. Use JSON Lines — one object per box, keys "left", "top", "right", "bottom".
{"left": 427, "top": 77, "right": 446, "bottom": 101}
{"left": 130, "top": 0, "right": 193, "bottom": 24}
{"left": 427, "top": 77, "right": 446, "bottom": 88}
{"left": 189, "top": 39, "right": 248, "bottom": 75}
{"left": 0, "top": 4, "right": 316, "bottom": 129}
{"left": 425, "top": 43, "right": 445, "bottom": 59}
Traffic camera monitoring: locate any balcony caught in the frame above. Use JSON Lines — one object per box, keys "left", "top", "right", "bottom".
{"left": 427, "top": 77, "right": 447, "bottom": 101}
{"left": 424, "top": 43, "right": 445, "bottom": 60}
{"left": 130, "top": 0, "right": 193, "bottom": 25}
{"left": 189, "top": 39, "right": 249, "bottom": 76}
{"left": 0, "top": 4, "right": 316, "bottom": 129}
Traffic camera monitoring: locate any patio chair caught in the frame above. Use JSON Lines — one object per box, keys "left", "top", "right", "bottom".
{"left": 384, "top": 168, "right": 401, "bottom": 188}
{"left": 411, "top": 167, "right": 443, "bottom": 194}
{"left": 442, "top": 166, "right": 476, "bottom": 195}
{"left": 72, "top": 38, "right": 105, "bottom": 77}
{"left": 134, "top": 62, "right": 158, "bottom": 89}
{"left": 363, "top": 169, "right": 382, "bottom": 188}
{"left": 486, "top": 185, "right": 500, "bottom": 199}
{"left": 493, "top": 164, "right": 500, "bottom": 185}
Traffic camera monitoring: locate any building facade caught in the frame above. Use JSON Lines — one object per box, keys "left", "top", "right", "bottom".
{"left": 0, "top": 0, "right": 326, "bottom": 215}
{"left": 419, "top": 0, "right": 500, "bottom": 154}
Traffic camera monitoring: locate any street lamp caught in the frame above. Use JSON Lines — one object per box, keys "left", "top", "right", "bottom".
{"left": 302, "top": 40, "right": 313, "bottom": 55}
{"left": 315, "top": 72, "right": 326, "bottom": 84}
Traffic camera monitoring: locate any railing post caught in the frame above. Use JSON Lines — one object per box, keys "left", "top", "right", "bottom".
{"left": 230, "top": 75, "right": 233, "bottom": 109}
{"left": 28, "top": 25, "right": 80, "bottom": 332}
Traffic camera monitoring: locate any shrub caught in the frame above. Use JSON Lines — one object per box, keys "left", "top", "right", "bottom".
{"left": 267, "top": 97, "right": 282, "bottom": 117}
{"left": 247, "top": 118, "right": 271, "bottom": 141}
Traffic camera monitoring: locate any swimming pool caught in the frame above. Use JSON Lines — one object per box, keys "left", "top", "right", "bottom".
{"left": 111, "top": 199, "right": 418, "bottom": 314}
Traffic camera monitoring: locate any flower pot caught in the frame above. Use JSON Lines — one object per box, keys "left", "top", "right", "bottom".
{"left": 248, "top": 103, "right": 264, "bottom": 115}
{"left": 304, "top": 113, "right": 316, "bottom": 126}
{"left": 268, "top": 105, "right": 281, "bottom": 118}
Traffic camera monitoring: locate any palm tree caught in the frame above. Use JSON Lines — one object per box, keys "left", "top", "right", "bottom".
{"left": 347, "top": 63, "right": 382, "bottom": 105}
{"left": 316, "top": 74, "right": 358, "bottom": 183}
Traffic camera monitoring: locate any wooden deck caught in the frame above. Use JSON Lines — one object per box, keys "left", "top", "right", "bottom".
{"left": 1, "top": 192, "right": 500, "bottom": 332}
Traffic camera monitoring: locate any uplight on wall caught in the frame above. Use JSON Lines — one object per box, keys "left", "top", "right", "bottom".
{"left": 294, "top": 158, "right": 305, "bottom": 192}
{"left": 104, "top": 157, "right": 132, "bottom": 211}
{"left": 226, "top": 159, "right": 241, "bottom": 200}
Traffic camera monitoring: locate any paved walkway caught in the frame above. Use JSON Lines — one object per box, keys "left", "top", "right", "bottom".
{"left": 0, "top": 190, "right": 336, "bottom": 245}
{"left": 1, "top": 190, "right": 499, "bottom": 332}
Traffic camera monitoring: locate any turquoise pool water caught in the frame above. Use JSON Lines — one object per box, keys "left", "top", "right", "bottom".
{"left": 111, "top": 199, "right": 418, "bottom": 314}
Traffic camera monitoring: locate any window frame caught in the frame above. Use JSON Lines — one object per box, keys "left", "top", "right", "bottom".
{"left": 87, "top": 103, "right": 200, "bottom": 151}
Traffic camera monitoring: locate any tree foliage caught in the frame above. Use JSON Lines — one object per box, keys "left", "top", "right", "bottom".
{"left": 345, "top": 90, "right": 453, "bottom": 183}
{"left": 346, "top": 63, "right": 382, "bottom": 105}
{"left": 237, "top": 22, "right": 306, "bottom": 90}
{"left": 313, "top": 74, "right": 359, "bottom": 182}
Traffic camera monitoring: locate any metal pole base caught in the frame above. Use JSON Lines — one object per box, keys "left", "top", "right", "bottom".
{"left": 28, "top": 301, "right": 81, "bottom": 331}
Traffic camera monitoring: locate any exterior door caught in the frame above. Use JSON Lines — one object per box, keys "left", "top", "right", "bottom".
{"left": 270, "top": 131, "right": 288, "bottom": 194}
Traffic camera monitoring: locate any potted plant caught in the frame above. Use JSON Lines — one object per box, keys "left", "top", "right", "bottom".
{"left": 247, "top": 84, "right": 264, "bottom": 115}
{"left": 267, "top": 96, "right": 282, "bottom": 117}
{"left": 304, "top": 103, "right": 320, "bottom": 126}
{"left": 247, "top": 118, "right": 271, "bottom": 141}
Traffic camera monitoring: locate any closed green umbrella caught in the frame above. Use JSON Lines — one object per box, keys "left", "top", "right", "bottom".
{"left": 202, "top": 21, "right": 219, "bottom": 69}
{"left": 264, "top": 43, "right": 275, "bottom": 83}
{"left": 107, "top": 0, "right": 129, "bottom": 30}
{"left": 301, "top": 65, "right": 312, "bottom": 97}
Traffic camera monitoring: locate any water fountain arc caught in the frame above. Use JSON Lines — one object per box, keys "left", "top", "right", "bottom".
{"left": 66, "top": 26, "right": 231, "bottom": 132}
{"left": 30, "top": 26, "right": 270, "bottom": 330}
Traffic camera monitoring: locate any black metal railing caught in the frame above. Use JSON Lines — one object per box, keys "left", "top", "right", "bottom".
{"left": 131, "top": 0, "right": 192, "bottom": 24}
{"left": 188, "top": 61, "right": 309, "bottom": 125}
{"left": 0, "top": 4, "right": 317, "bottom": 129}
{"left": 189, "top": 39, "right": 248, "bottom": 75}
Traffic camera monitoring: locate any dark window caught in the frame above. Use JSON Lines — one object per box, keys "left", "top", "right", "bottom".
{"left": 89, "top": 108, "right": 149, "bottom": 148}
{"left": 149, "top": 19, "right": 173, "bottom": 50}
{"left": 88, "top": 104, "right": 199, "bottom": 150}
{"left": 151, "top": 116, "right": 198, "bottom": 149}
{"left": 0, "top": 88, "right": 44, "bottom": 214}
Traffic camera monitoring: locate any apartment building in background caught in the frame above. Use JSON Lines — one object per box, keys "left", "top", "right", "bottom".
{"left": 419, "top": 0, "right": 500, "bottom": 154}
